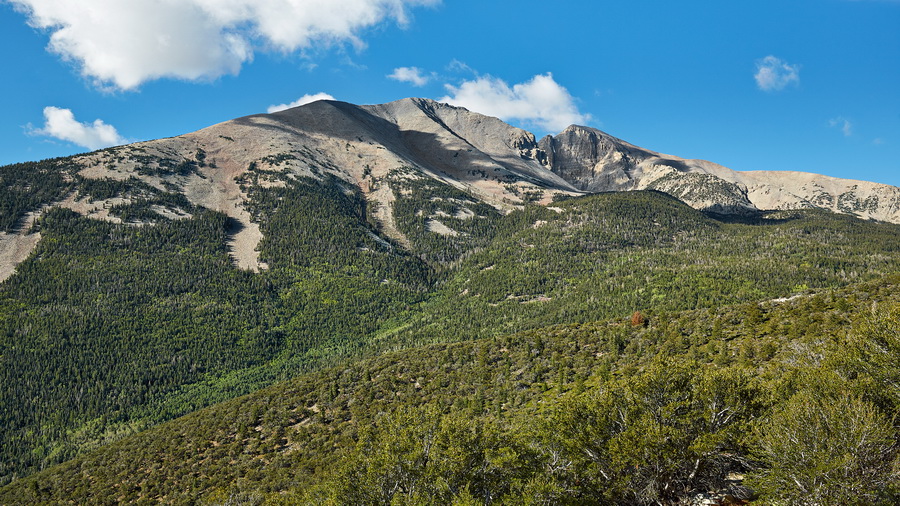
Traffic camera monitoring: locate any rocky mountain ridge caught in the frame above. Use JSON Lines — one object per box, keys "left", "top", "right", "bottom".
{"left": 2, "top": 97, "right": 899, "bottom": 281}
{"left": 536, "top": 124, "right": 900, "bottom": 219}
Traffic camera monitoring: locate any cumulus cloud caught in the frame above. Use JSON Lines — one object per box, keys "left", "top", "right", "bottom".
{"left": 32, "top": 106, "right": 127, "bottom": 150}
{"left": 754, "top": 55, "right": 801, "bottom": 92}
{"left": 439, "top": 73, "right": 590, "bottom": 132}
{"left": 267, "top": 92, "right": 336, "bottom": 113}
{"left": 388, "top": 66, "right": 430, "bottom": 86}
{"left": 10, "top": 0, "right": 437, "bottom": 90}
{"left": 829, "top": 117, "right": 853, "bottom": 136}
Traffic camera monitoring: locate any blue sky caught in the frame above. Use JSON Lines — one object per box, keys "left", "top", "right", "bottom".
{"left": 1, "top": 0, "right": 899, "bottom": 186}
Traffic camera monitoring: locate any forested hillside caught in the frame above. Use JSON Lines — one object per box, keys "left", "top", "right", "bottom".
{"left": 1, "top": 161, "right": 433, "bottom": 485}
{"left": 3, "top": 275, "right": 898, "bottom": 504}
{"left": 2, "top": 152, "right": 900, "bottom": 497}
{"left": 387, "top": 187, "right": 900, "bottom": 348}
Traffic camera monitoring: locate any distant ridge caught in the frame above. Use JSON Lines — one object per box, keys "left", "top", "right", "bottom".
{"left": 537, "top": 123, "right": 900, "bottom": 219}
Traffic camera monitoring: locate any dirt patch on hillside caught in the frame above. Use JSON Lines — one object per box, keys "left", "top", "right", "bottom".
{"left": 0, "top": 231, "right": 40, "bottom": 283}
{"left": 426, "top": 219, "right": 459, "bottom": 236}
{"left": 181, "top": 159, "right": 265, "bottom": 272}
{"left": 368, "top": 185, "right": 409, "bottom": 248}
{"left": 58, "top": 193, "right": 127, "bottom": 223}
{"left": 0, "top": 209, "right": 44, "bottom": 283}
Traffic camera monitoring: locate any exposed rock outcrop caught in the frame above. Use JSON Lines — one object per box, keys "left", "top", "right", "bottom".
{"left": 538, "top": 123, "right": 900, "bottom": 220}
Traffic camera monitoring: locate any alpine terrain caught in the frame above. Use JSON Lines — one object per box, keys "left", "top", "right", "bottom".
{"left": 4, "top": 97, "right": 898, "bottom": 281}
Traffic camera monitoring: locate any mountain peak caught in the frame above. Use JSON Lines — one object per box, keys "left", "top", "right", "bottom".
{"left": 3, "top": 96, "right": 900, "bottom": 284}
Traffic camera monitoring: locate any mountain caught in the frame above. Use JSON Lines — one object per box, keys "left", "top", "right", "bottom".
{"left": 3, "top": 97, "right": 899, "bottom": 281}
{"left": 1, "top": 98, "right": 900, "bottom": 498}
{"left": 539, "top": 124, "right": 900, "bottom": 219}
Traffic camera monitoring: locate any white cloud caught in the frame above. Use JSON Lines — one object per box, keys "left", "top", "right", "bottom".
{"left": 447, "top": 59, "right": 474, "bottom": 74}
{"left": 754, "top": 55, "right": 801, "bottom": 92}
{"left": 388, "top": 66, "right": 430, "bottom": 86}
{"left": 829, "top": 117, "right": 853, "bottom": 136}
{"left": 439, "top": 73, "right": 591, "bottom": 132}
{"left": 267, "top": 92, "right": 336, "bottom": 113}
{"left": 32, "top": 106, "right": 127, "bottom": 150}
{"left": 10, "top": 0, "right": 437, "bottom": 90}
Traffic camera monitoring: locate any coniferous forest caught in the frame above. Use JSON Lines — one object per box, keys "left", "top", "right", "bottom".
{"left": 1, "top": 154, "right": 899, "bottom": 504}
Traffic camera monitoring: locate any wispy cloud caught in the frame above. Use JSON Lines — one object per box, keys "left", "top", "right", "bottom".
{"left": 31, "top": 106, "right": 127, "bottom": 150}
{"left": 9, "top": 0, "right": 438, "bottom": 90}
{"left": 267, "top": 92, "right": 336, "bottom": 113}
{"left": 439, "top": 73, "right": 591, "bottom": 133}
{"left": 829, "top": 117, "right": 853, "bottom": 137}
{"left": 447, "top": 59, "right": 474, "bottom": 74}
{"left": 388, "top": 66, "right": 431, "bottom": 86}
{"left": 754, "top": 55, "right": 801, "bottom": 92}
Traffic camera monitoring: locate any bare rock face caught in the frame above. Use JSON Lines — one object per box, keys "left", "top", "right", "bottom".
{"left": 538, "top": 124, "right": 900, "bottom": 221}
{"left": 538, "top": 125, "right": 759, "bottom": 213}
{"left": 539, "top": 126, "right": 644, "bottom": 192}
{"left": 360, "top": 98, "right": 576, "bottom": 198}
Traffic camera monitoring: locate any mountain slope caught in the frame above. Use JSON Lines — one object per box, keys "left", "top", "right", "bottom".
{"left": 2, "top": 97, "right": 900, "bottom": 488}
{"left": 3, "top": 274, "right": 898, "bottom": 504}
{"left": 4, "top": 97, "right": 900, "bottom": 282}
{"left": 2, "top": 188, "right": 899, "bottom": 486}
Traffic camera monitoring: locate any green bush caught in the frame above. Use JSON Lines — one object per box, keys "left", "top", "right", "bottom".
{"left": 748, "top": 391, "right": 898, "bottom": 505}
